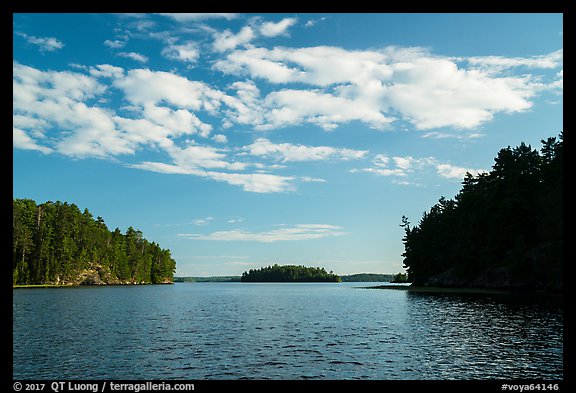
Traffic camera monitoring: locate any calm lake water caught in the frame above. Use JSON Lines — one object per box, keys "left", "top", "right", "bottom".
{"left": 13, "top": 282, "right": 563, "bottom": 380}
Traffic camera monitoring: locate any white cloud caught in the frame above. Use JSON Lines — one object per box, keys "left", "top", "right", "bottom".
{"left": 13, "top": 114, "right": 50, "bottom": 137}
{"left": 128, "top": 161, "right": 195, "bottom": 175}
{"left": 128, "top": 159, "right": 295, "bottom": 193}
{"left": 13, "top": 63, "right": 208, "bottom": 159}
{"left": 212, "top": 134, "right": 228, "bottom": 143}
{"left": 113, "top": 68, "right": 213, "bottom": 111}
{"left": 213, "top": 26, "right": 255, "bottom": 52}
{"left": 104, "top": 39, "right": 126, "bottom": 49}
{"left": 385, "top": 58, "right": 535, "bottom": 130}
{"left": 213, "top": 46, "right": 393, "bottom": 86}
{"left": 157, "top": 13, "right": 238, "bottom": 22}
{"left": 179, "top": 224, "right": 345, "bottom": 242}
{"left": 161, "top": 43, "right": 199, "bottom": 63}
{"left": 206, "top": 171, "right": 295, "bottom": 193}
{"left": 12, "top": 62, "right": 133, "bottom": 158}
{"left": 12, "top": 63, "right": 305, "bottom": 193}
{"left": 117, "top": 51, "right": 149, "bottom": 63}
{"left": 243, "top": 138, "right": 368, "bottom": 162}
{"left": 210, "top": 17, "right": 296, "bottom": 53}
{"left": 214, "top": 45, "right": 560, "bottom": 131}
{"left": 166, "top": 143, "right": 246, "bottom": 171}
{"left": 263, "top": 89, "right": 391, "bottom": 130}
{"left": 89, "top": 64, "right": 125, "bottom": 79}
{"left": 352, "top": 153, "right": 487, "bottom": 182}
{"left": 17, "top": 32, "right": 64, "bottom": 52}
{"left": 259, "top": 17, "right": 297, "bottom": 37}
{"left": 300, "top": 176, "right": 326, "bottom": 183}
{"left": 466, "top": 49, "right": 563, "bottom": 71}
{"left": 218, "top": 80, "right": 266, "bottom": 127}
{"left": 193, "top": 217, "right": 213, "bottom": 226}
{"left": 435, "top": 163, "right": 486, "bottom": 179}
{"left": 13, "top": 127, "right": 52, "bottom": 154}
{"left": 15, "top": 35, "right": 558, "bottom": 194}
{"left": 304, "top": 17, "right": 326, "bottom": 28}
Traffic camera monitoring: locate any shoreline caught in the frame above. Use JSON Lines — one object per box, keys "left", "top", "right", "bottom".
{"left": 13, "top": 282, "right": 174, "bottom": 289}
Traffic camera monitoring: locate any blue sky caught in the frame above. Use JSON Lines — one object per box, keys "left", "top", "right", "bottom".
{"left": 13, "top": 13, "right": 563, "bottom": 276}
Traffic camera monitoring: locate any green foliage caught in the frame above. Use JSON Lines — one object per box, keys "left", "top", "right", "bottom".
{"left": 391, "top": 272, "right": 408, "bottom": 283}
{"left": 12, "top": 199, "right": 176, "bottom": 285}
{"left": 241, "top": 264, "right": 341, "bottom": 282}
{"left": 401, "top": 134, "right": 563, "bottom": 290}
{"left": 174, "top": 276, "right": 241, "bottom": 282}
{"left": 340, "top": 273, "right": 395, "bottom": 282}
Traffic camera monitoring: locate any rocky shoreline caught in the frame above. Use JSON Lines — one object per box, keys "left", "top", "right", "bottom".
{"left": 13, "top": 265, "right": 173, "bottom": 287}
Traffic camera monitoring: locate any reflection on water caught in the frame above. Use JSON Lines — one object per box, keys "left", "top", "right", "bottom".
{"left": 13, "top": 283, "right": 562, "bottom": 379}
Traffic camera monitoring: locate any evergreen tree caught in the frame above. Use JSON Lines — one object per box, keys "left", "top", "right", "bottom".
{"left": 12, "top": 200, "right": 176, "bottom": 285}
{"left": 401, "top": 133, "right": 563, "bottom": 291}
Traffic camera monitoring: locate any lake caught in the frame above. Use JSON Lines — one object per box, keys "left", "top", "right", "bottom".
{"left": 12, "top": 282, "right": 563, "bottom": 380}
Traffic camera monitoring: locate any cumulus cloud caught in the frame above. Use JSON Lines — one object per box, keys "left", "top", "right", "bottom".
{"left": 167, "top": 143, "right": 246, "bottom": 171}
{"left": 157, "top": 13, "right": 238, "bottom": 22}
{"left": 262, "top": 89, "right": 392, "bottom": 130}
{"left": 259, "top": 17, "right": 297, "bottom": 37}
{"left": 16, "top": 32, "right": 64, "bottom": 52}
{"left": 179, "top": 224, "right": 345, "bottom": 242}
{"left": 352, "top": 153, "right": 486, "bottom": 182}
{"left": 435, "top": 163, "right": 487, "bottom": 179}
{"left": 212, "top": 134, "right": 228, "bottom": 143}
{"left": 243, "top": 138, "right": 368, "bottom": 162}
{"left": 210, "top": 17, "right": 297, "bottom": 53}
{"left": 114, "top": 68, "right": 213, "bottom": 111}
{"left": 214, "top": 45, "right": 559, "bottom": 131}
{"left": 104, "top": 39, "right": 126, "bottom": 49}
{"left": 12, "top": 62, "right": 306, "bottom": 194}
{"left": 212, "top": 26, "right": 255, "bottom": 52}
{"left": 14, "top": 37, "right": 560, "bottom": 192}
{"left": 161, "top": 43, "right": 199, "bottom": 63}
{"left": 13, "top": 127, "right": 53, "bottom": 154}
{"left": 12, "top": 62, "right": 130, "bottom": 158}
{"left": 89, "top": 64, "right": 125, "bottom": 79}
{"left": 117, "top": 51, "right": 149, "bottom": 63}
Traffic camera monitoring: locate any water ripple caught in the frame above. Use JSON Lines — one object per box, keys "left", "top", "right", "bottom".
{"left": 13, "top": 283, "right": 563, "bottom": 380}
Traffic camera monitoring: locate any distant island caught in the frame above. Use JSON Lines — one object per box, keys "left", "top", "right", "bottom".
{"left": 241, "top": 264, "right": 341, "bottom": 282}
{"left": 175, "top": 273, "right": 405, "bottom": 283}
{"left": 13, "top": 199, "right": 176, "bottom": 286}
{"left": 340, "top": 273, "right": 396, "bottom": 282}
{"left": 401, "top": 134, "right": 563, "bottom": 292}
{"left": 174, "top": 276, "right": 241, "bottom": 283}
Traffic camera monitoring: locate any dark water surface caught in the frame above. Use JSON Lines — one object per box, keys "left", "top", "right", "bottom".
{"left": 13, "top": 282, "right": 563, "bottom": 380}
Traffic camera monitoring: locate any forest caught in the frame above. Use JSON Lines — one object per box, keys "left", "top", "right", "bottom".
{"left": 241, "top": 264, "right": 341, "bottom": 282}
{"left": 340, "top": 273, "right": 396, "bottom": 282}
{"left": 401, "top": 134, "right": 563, "bottom": 292}
{"left": 13, "top": 199, "right": 176, "bottom": 285}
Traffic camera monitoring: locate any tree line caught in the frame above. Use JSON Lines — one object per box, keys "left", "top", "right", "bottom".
{"left": 340, "top": 273, "right": 395, "bottom": 282}
{"left": 241, "top": 264, "right": 341, "bottom": 282}
{"left": 13, "top": 199, "right": 176, "bottom": 285}
{"left": 401, "top": 133, "right": 563, "bottom": 291}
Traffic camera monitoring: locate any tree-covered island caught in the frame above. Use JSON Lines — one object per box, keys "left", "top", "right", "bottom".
{"left": 241, "top": 264, "right": 341, "bottom": 282}
{"left": 13, "top": 199, "right": 176, "bottom": 286}
{"left": 401, "top": 134, "right": 563, "bottom": 292}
